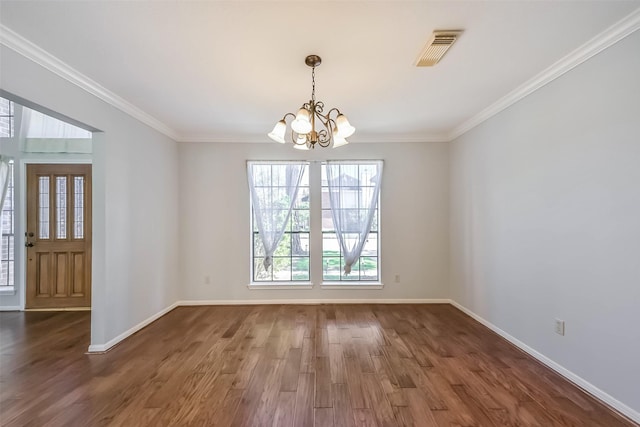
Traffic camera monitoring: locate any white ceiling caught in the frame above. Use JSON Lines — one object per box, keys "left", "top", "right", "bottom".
{"left": 1, "top": 1, "right": 639, "bottom": 143}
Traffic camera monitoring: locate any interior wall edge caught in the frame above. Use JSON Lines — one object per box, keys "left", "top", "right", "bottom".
{"left": 450, "top": 300, "right": 640, "bottom": 424}
{"left": 86, "top": 301, "right": 180, "bottom": 353}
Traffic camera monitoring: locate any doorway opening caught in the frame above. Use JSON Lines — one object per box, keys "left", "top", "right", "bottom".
{"left": 0, "top": 96, "right": 94, "bottom": 311}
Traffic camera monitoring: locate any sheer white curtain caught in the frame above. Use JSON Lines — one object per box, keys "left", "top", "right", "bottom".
{"left": 326, "top": 160, "right": 383, "bottom": 274}
{"left": 326, "top": 160, "right": 383, "bottom": 275}
{"left": 248, "top": 162, "right": 306, "bottom": 270}
{"left": 0, "top": 156, "right": 9, "bottom": 211}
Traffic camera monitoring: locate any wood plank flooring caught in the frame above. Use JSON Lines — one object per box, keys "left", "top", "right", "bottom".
{"left": 0, "top": 304, "right": 636, "bottom": 426}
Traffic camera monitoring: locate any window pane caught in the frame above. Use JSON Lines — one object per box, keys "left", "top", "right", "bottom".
{"left": 323, "top": 257, "right": 341, "bottom": 281}
{"left": 254, "top": 257, "right": 270, "bottom": 281}
{"left": 360, "top": 257, "right": 378, "bottom": 281}
{"left": 292, "top": 232, "right": 309, "bottom": 256}
{"left": 74, "top": 176, "right": 85, "bottom": 239}
{"left": 272, "top": 258, "right": 291, "bottom": 281}
{"left": 0, "top": 97, "right": 14, "bottom": 138}
{"left": 359, "top": 164, "right": 378, "bottom": 186}
{"left": 361, "top": 234, "right": 378, "bottom": 256}
{"left": 274, "top": 233, "right": 291, "bottom": 257}
{"left": 291, "top": 209, "right": 309, "bottom": 232}
{"left": 1, "top": 161, "right": 15, "bottom": 287}
{"left": 38, "top": 176, "right": 50, "bottom": 239}
{"left": 299, "top": 165, "right": 309, "bottom": 186}
{"left": 292, "top": 257, "right": 309, "bottom": 281}
{"left": 341, "top": 259, "right": 360, "bottom": 280}
{"left": 322, "top": 233, "right": 340, "bottom": 257}
{"left": 56, "top": 176, "right": 67, "bottom": 239}
{"left": 294, "top": 188, "right": 309, "bottom": 209}
{"left": 253, "top": 233, "right": 265, "bottom": 256}
{"left": 321, "top": 207, "right": 334, "bottom": 232}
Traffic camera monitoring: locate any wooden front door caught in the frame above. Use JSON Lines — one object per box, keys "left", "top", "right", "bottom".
{"left": 26, "top": 164, "right": 92, "bottom": 309}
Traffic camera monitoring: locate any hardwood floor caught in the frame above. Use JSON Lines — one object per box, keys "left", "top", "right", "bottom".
{"left": 0, "top": 304, "right": 636, "bottom": 426}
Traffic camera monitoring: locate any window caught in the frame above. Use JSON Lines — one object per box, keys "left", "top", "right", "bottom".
{"left": 251, "top": 162, "right": 310, "bottom": 282}
{"left": 1, "top": 160, "right": 15, "bottom": 289}
{"left": 322, "top": 162, "right": 380, "bottom": 281}
{"left": 0, "top": 98, "right": 14, "bottom": 138}
{"left": 250, "top": 161, "right": 382, "bottom": 285}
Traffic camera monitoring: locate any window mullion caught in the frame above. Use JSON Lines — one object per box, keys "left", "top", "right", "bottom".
{"left": 308, "top": 161, "right": 323, "bottom": 285}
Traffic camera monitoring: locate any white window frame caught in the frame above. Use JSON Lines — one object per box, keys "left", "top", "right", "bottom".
{"left": 248, "top": 161, "right": 312, "bottom": 288}
{"left": 248, "top": 160, "right": 383, "bottom": 290}
{"left": 320, "top": 161, "right": 381, "bottom": 287}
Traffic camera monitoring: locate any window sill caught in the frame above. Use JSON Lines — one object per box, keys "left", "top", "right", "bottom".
{"left": 248, "top": 282, "right": 314, "bottom": 290}
{"left": 0, "top": 286, "right": 16, "bottom": 296}
{"left": 321, "top": 283, "right": 384, "bottom": 290}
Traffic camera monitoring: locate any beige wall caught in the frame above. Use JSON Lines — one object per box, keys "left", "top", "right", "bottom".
{"left": 450, "top": 30, "right": 640, "bottom": 416}
{"left": 0, "top": 45, "right": 181, "bottom": 348}
{"left": 178, "top": 141, "right": 450, "bottom": 301}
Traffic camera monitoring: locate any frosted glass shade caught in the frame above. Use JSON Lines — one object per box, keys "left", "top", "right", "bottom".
{"left": 293, "top": 142, "right": 310, "bottom": 150}
{"left": 291, "top": 108, "right": 312, "bottom": 134}
{"left": 335, "top": 114, "right": 355, "bottom": 138}
{"left": 332, "top": 135, "right": 349, "bottom": 148}
{"left": 267, "top": 120, "right": 287, "bottom": 143}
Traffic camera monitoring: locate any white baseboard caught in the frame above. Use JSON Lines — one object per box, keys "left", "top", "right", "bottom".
{"left": 86, "top": 299, "right": 448, "bottom": 351}
{"left": 0, "top": 306, "right": 21, "bottom": 311}
{"left": 449, "top": 300, "right": 640, "bottom": 424}
{"left": 87, "top": 301, "right": 179, "bottom": 353}
{"left": 179, "top": 298, "right": 451, "bottom": 305}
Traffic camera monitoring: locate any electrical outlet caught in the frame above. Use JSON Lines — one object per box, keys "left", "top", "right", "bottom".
{"left": 394, "top": 274, "right": 400, "bottom": 283}
{"left": 555, "top": 319, "right": 565, "bottom": 336}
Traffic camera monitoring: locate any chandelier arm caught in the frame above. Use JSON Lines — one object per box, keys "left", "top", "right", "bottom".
{"left": 282, "top": 112, "right": 296, "bottom": 122}
{"left": 317, "top": 129, "right": 329, "bottom": 142}
{"left": 325, "top": 107, "right": 341, "bottom": 119}
{"left": 314, "top": 110, "right": 331, "bottom": 123}
{"left": 317, "top": 137, "right": 331, "bottom": 148}
{"left": 314, "top": 115, "right": 330, "bottom": 132}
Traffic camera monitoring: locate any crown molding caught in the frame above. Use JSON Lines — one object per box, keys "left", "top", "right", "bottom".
{"left": 3, "top": 5, "right": 639, "bottom": 146}
{"left": 0, "top": 24, "right": 180, "bottom": 141}
{"left": 177, "top": 134, "right": 274, "bottom": 143}
{"left": 177, "top": 132, "right": 450, "bottom": 144}
{"left": 448, "top": 7, "right": 640, "bottom": 142}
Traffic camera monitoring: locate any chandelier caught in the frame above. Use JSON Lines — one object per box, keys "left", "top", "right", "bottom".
{"left": 267, "top": 55, "right": 355, "bottom": 149}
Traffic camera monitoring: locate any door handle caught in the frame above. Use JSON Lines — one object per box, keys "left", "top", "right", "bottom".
{"left": 25, "top": 242, "right": 34, "bottom": 247}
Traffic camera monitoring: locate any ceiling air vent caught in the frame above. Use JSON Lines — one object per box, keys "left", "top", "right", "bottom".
{"left": 415, "top": 30, "right": 463, "bottom": 67}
